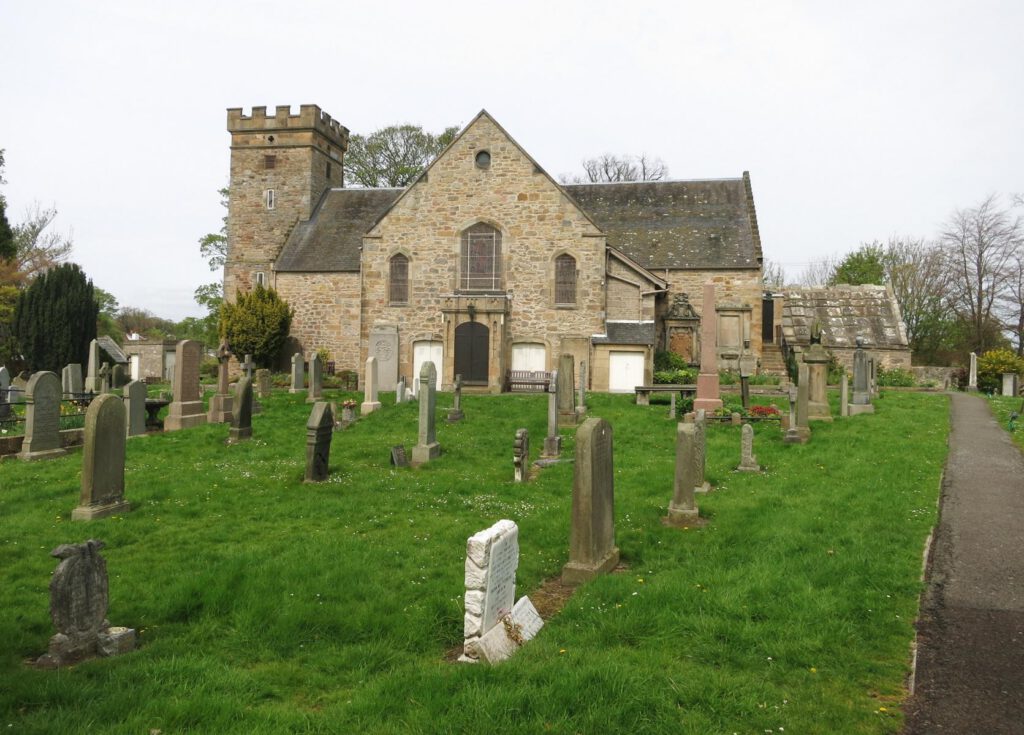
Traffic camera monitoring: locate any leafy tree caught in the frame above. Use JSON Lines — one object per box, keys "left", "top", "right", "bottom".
{"left": 198, "top": 187, "right": 228, "bottom": 271}
{"left": 219, "top": 284, "right": 292, "bottom": 367}
{"left": 94, "top": 287, "right": 122, "bottom": 342}
{"left": 561, "top": 153, "right": 669, "bottom": 184}
{"left": 344, "top": 124, "right": 459, "bottom": 188}
{"left": 829, "top": 243, "right": 886, "bottom": 286}
{"left": 12, "top": 262, "right": 97, "bottom": 371}
{"left": 882, "top": 237, "right": 954, "bottom": 364}
{"left": 0, "top": 150, "right": 14, "bottom": 262}
{"left": 977, "top": 348, "right": 1024, "bottom": 393}
{"left": 0, "top": 203, "right": 73, "bottom": 286}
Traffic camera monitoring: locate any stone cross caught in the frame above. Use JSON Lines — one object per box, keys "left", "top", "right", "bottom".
{"left": 229, "top": 376, "right": 254, "bottom": 443}
{"left": 411, "top": 361, "right": 440, "bottom": 465}
{"left": 84, "top": 339, "right": 102, "bottom": 393}
{"left": 737, "top": 423, "right": 761, "bottom": 472}
{"left": 0, "top": 365, "right": 11, "bottom": 420}
{"left": 692, "top": 412, "right": 710, "bottom": 493}
{"left": 784, "top": 363, "right": 812, "bottom": 444}
{"left": 666, "top": 422, "right": 699, "bottom": 526}
{"left": 556, "top": 353, "right": 578, "bottom": 428}
{"left": 304, "top": 401, "right": 334, "bottom": 482}
{"left": 19, "top": 371, "right": 67, "bottom": 461}
{"left": 448, "top": 374, "right": 465, "bottom": 422}
{"left": 561, "top": 417, "right": 620, "bottom": 586}
{"left": 396, "top": 377, "right": 406, "bottom": 405}
{"left": 694, "top": 282, "right": 723, "bottom": 411}
{"left": 256, "top": 368, "right": 272, "bottom": 399}
{"left": 123, "top": 380, "right": 147, "bottom": 437}
{"left": 165, "top": 340, "right": 208, "bottom": 431}
{"left": 840, "top": 368, "right": 850, "bottom": 417}
{"left": 62, "top": 363, "right": 83, "bottom": 399}
{"left": 207, "top": 341, "right": 234, "bottom": 424}
{"left": 968, "top": 351, "right": 978, "bottom": 391}
{"left": 543, "top": 369, "right": 561, "bottom": 458}
{"left": 34, "top": 540, "right": 136, "bottom": 668}
{"left": 307, "top": 354, "right": 324, "bottom": 402}
{"left": 361, "top": 356, "right": 381, "bottom": 415}
{"left": 240, "top": 354, "right": 255, "bottom": 379}
{"left": 290, "top": 352, "right": 305, "bottom": 393}
{"left": 513, "top": 428, "right": 529, "bottom": 483}
{"left": 73, "top": 394, "right": 131, "bottom": 520}
{"left": 578, "top": 360, "right": 587, "bottom": 413}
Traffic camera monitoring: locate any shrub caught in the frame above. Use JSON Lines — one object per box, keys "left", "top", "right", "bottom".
{"left": 220, "top": 285, "right": 293, "bottom": 368}
{"left": 653, "top": 367, "right": 697, "bottom": 384}
{"left": 750, "top": 404, "right": 781, "bottom": 417}
{"left": 654, "top": 350, "right": 687, "bottom": 372}
{"left": 748, "top": 373, "right": 781, "bottom": 386}
{"left": 877, "top": 366, "right": 916, "bottom": 387}
{"left": 719, "top": 370, "right": 739, "bottom": 386}
{"left": 977, "top": 349, "right": 1024, "bottom": 393}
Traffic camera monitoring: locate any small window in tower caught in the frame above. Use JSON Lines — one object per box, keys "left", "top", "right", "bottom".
{"left": 326, "top": 162, "right": 332, "bottom": 179}
{"left": 475, "top": 150, "right": 491, "bottom": 169}
{"left": 255, "top": 271, "right": 266, "bottom": 287}
{"left": 264, "top": 155, "right": 276, "bottom": 170}
{"left": 265, "top": 189, "right": 276, "bottom": 210}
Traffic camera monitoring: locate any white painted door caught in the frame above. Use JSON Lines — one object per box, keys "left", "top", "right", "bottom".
{"left": 608, "top": 351, "right": 645, "bottom": 393}
{"left": 412, "top": 340, "right": 443, "bottom": 394}
{"left": 511, "top": 343, "right": 547, "bottom": 372}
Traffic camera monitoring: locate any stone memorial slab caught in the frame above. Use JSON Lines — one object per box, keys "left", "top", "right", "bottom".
{"left": 968, "top": 351, "right": 978, "bottom": 391}
{"left": 369, "top": 324, "right": 399, "bottom": 392}
{"left": 290, "top": 352, "right": 305, "bottom": 393}
{"left": 305, "top": 402, "right": 334, "bottom": 482}
{"left": 390, "top": 445, "right": 409, "bottom": 467}
{"left": 361, "top": 356, "right": 382, "bottom": 415}
{"left": 19, "top": 371, "right": 67, "bottom": 461}
{"left": 803, "top": 335, "right": 832, "bottom": 422}
{"left": 694, "top": 283, "right": 723, "bottom": 412}
{"left": 73, "top": 394, "right": 131, "bottom": 520}
{"left": 513, "top": 428, "right": 529, "bottom": 482}
{"left": 396, "top": 378, "right": 406, "bottom": 405}
{"left": 668, "top": 391, "right": 677, "bottom": 420}
{"left": 578, "top": 361, "right": 587, "bottom": 414}
{"left": 256, "top": 369, "right": 272, "bottom": 399}
{"left": 411, "top": 361, "right": 440, "bottom": 465}
{"left": 470, "top": 596, "right": 544, "bottom": 665}
{"left": 208, "top": 341, "right": 234, "bottom": 423}
{"left": 850, "top": 337, "right": 875, "bottom": 415}
{"left": 62, "top": 363, "right": 83, "bottom": 398}
{"left": 165, "top": 340, "right": 207, "bottom": 431}
{"left": 562, "top": 418, "right": 619, "bottom": 586}
{"left": 447, "top": 374, "right": 465, "bottom": 422}
{"left": 666, "top": 422, "right": 699, "bottom": 526}
{"left": 84, "top": 340, "right": 102, "bottom": 393}
{"left": 1002, "top": 372, "right": 1018, "bottom": 397}
{"left": 110, "top": 364, "right": 127, "bottom": 390}
{"left": 556, "top": 354, "right": 578, "bottom": 428}
{"left": 840, "top": 370, "right": 850, "bottom": 417}
{"left": 784, "top": 363, "right": 812, "bottom": 444}
{"left": 737, "top": 423, "right": 761, "bottom": 472}
{"left": 10, "top": 371, "right": 29, "bottom": 404}
{"left": 35, "top": 540, "right": 136, "bottom": 668}
{"left": 98, "top": 362, "right": 111, "bottom": 394}
{"left": 543, "top": 369, "right": 562, "bottom": 458}
{"left": 228, "top": 376, "right": 254, "bottom": 443}
{"left": 0, "top": 366, "right": 10, "bottom": 420}
{"left": 123, "top": 380, "right": 147, "bottom": 437}
{"left": 307, "top": 354, "right": 324, "bottom": 402}
{"left": 692, "top": 413, "right": 710, "bottom": 493}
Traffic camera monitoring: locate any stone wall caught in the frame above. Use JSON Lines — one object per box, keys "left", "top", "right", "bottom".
{"left": 273, "top": 272, "right": 362, "bottom": 375}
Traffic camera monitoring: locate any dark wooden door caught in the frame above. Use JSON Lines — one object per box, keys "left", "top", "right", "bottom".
{"left": 762, "top": 298, "right": 775, "bottom": 343}
{"left": 455, "top": 322, "right": 489, "bottom": 384}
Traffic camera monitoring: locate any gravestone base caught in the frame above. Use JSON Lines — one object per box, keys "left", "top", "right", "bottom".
{"left": 360, "top": 400, "right": 381, "bottom": 416}
{"left": 165, "top": 401, "right": 207, "bottom": 431}
{"left": 561, "top": 547, "right": 619, "bottom": 587}
{"left": 737, "top": 459, "right": 761, "bottom": 473}
{"left": 783, "top": 427, "right": 811, "bottom": 445}
{"left": 18, "top": 446, "right": 68, "bottom": 462}
{"left": 72, "top": 500, "right": 132, "bottom": 521}
{"left": 665, "top": 504, "right": 699, "bottom": 526}
{"left": 462, "top": 596, "right": 544, "bottom": 664}
{"left": 808, "top": 401, "right": 833, "bottom": 422}
{"left": 207, "top": 394, "right": 233, "bottom": 424}
{"left": 542, "top": 436, "right": 562, "bottom": 458}
{"left": 227, "top": 426, "right": 252, "bottom": 444}
{"left": 557, "top": 411, "right": 580, "bottom": 429}
{"left": 411, "top": 442, "right": 440, "bottom": 466}
{"left": 693, "top": 373, "right": 723, "bottom": 412}
{"left": 848, "top": 403, "right": 875, "bottom": 415}
{"left": 693, "top": 481, "right": 711, "bottom": 494}
{"left": 446, "top": 408, "right": 464, "bottom": 423}
{"left": 35, "top": 625, "right": 136, "bottom": 668}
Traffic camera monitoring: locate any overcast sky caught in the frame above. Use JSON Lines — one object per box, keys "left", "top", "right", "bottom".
{"left": 2, "top": 1, "right": 1021, "bottom": 320}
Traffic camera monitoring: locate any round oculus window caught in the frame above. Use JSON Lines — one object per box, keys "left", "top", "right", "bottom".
{"left": 475, "top": 150, "right": 491, "bottom": 169}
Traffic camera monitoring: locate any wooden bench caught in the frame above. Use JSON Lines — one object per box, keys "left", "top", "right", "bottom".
{"left": 634, "top": 384, "right": 697, "bottom": 405}
{"left": 505, "top": 370, "right": 552, "bottom": 392}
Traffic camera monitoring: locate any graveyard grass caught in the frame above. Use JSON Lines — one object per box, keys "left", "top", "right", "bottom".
{"left": 987, "top": 395, "right": 1024, "bottom": 451}
{"left": 0, "top": 389, "right": 948, "bottom": 734}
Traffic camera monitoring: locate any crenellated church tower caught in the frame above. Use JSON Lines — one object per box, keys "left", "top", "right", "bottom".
{"left": 224, "top": 105, "right": 349, "bottom": 301}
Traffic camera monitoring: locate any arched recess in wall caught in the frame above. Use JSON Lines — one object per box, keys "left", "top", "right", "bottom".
{"left": 388, "top": 251, "right": 410, "bottom": 305}
{"left": 456, "top": 220, "right": 505, "bottom": 293}
{"left": 552, "top": 251, "right": 578, "bottom": 306}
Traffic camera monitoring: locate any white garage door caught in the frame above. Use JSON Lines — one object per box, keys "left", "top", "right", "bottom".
{"left": 412, "top": 340, "right": 443, "bottom": 394}
{"left": 511, "top": 343, "right": 547, "bottom": 372}
{"left": 608, "top": 351, "right": 645, "bottom": 393}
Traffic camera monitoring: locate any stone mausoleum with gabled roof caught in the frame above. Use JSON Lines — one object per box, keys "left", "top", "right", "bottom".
{"left": 223, "top": 104, "right": 771, "bottom": 393}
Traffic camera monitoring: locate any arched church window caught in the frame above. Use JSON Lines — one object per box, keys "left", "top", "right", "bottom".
{"left": 389, "top": 253, "right": 409, "bottom": 305}
{"left": 460, "top": 223, "right": 502, "bottom": 292}
{"left": 555, "top": 253, "right": 577, "bottom": 305}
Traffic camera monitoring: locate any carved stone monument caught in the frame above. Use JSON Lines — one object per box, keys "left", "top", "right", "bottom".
{"left": 513, "top": 428, "right": 529, "bottom": 482}
{"left": 968, "top": 351, "right": 978, "bottom": 391}
{"left": 165, "top": 340, "right": 207, "bottom": 431}
{"left": 256, "top": 369, "right": 272, "bottom": 399}
{"left": 361, "top": 356, "right": 382, "bottom": 415}
{"left": 578, "top": 361, "right": 587, "bottom": 414}
{"left": 396, "top": 378, "right": 406, "bottom": 405}
{"left": 850, "top": 337, "right": 875, "bottom": 415}
{"left": 556, "top": 353, "right": 578, "bottom": 428}
{"left": 62, "top": 363, "right": 84, "bottom": 398}
{"left": 666, "top": 422, "right": 699, "bottom": 526}
{"left": 694, "top": 283, "right": 723, "bottom": 412}
{"left": 123, "top": 380, "right": 147, "bottom": 437}
{"left": 73, "top": 394, "right": 131, "bottom": 520}
{"left": 447, "top": 374, "right": 465, "bottom": 422}
{"left": 0, "top": 365, "right": 10, "bottom": 420}
{"left": 307, "top": 354, "right": 324, "bottom": 402}
{"left": 305, "top": 402, "right": 334, "bottom": 482}
{"left": 412, "top": 361, "right": 440, "bottom": 466}
{"left": 692, "top": 411, "right": 710, "bottom": 493}
{"left": 784, "top": 363, "right": 812, "bottom": 444}
{"left": 562, "top": 418, "right": 619, "bottom": 586}
{"left": 737, "top": 423, "right": 761, "bottom": 472}
{"left": 369, "top": 324, "right": 399, "bottom": 392}
{"left": 839, "top": 368, "right": 850, "bottom": 417}
{"left": 290, "top": 352, "right": 305, "bottom": 393}
{"left": 207, "top": 341, "right": 234, "bottom": 424}
{"left": 228, "top": 376, "right": 254, "bottom": 443}
{"left": 803, "top": 324, "right": 832, "bottom": 421}
{"left": 19, "top": 371, "right": 67, "bottom": 461}
{"left": 84, "top": 340, "right": 102, "bottom": 394}
{"left": 542, "top": 369, "right": 561, "bottom": 458}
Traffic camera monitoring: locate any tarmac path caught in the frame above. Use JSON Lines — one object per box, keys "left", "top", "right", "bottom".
{"left": 903, "top": 392, "right": 1024, "bottom": 734}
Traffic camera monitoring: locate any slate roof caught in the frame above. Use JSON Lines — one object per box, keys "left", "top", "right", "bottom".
{"left": 781, "top": 285, "right": 909, "bottom": 350}
{"left": 563, "top": 176, "right": 763, "bottom": 270}
{"left": 592, "top": 321, "right": 657, "bottom": 345}
{"left": 96, "top": 336, "right": 128, "bottom": 364}
{"left": 276, "top": 188, "right": 401, "bottom": 272}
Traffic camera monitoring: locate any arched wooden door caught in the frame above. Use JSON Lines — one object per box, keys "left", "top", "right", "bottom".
{"left": 454, "top": 321, "right": 489, "bottom": 385}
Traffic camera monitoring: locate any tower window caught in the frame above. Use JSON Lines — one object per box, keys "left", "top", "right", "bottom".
{"left": 389, "top": 254, "right": 409, "bottom": 305}
{"left": 555, "top": 254, "right": 577, "bottom": 305}
{"left": 264, "top": 189, "right": 275, "bottom": 210}
{"left": 264, "top": 155, "right": 276, "bottom": 170}
{"left": 460, "top": 223, "right": 502, "bottom": 292}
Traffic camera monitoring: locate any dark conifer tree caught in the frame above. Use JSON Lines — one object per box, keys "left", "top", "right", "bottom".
{"left": 13, "top": 263, "right": 98, "bottom": 371}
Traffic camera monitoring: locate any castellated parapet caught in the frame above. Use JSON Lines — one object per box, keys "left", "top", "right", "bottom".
{"left": 227, "top": 105, "right": 349, "bottom": 150}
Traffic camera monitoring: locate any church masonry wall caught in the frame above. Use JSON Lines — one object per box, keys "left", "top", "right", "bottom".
{"left": 274, "top": 272, "right": 361, "bottom": 373}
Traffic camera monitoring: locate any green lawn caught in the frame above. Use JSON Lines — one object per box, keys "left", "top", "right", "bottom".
{"left": 987, "top": 394, "right": 1024, "bottom": 451}
{"left": 0, "top": 389, "right": 949, "bottom": 734}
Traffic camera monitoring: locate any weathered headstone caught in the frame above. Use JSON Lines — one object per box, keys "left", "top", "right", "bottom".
{"left": 737, "top": 423, "right": 761, "bottom": 472}
{"left": 804, "top": 334, "right": 832, "bottom": 421}
{"left": 0, "top": 366, "right": 10, "bottom": 420}
{"left": 307, "top": 354, "right": 324, "bottom": 402}
{"left": 1002, "top": 373, "right": 1019, "bottom": 397}
{"left": 542, "top": 369, "right": 561, "bottom": 458}
{"left": 73, "top": 394, "right": 131, "bottom": 520}
{"left": 739, "top": 355, "right": 756, "bottom": 411}
{"left": 369, "top": 324, "right": 399, "bottom": 392}
{"left": 290, "top": 352, "right": 305, "bottom": 393}
{"left": 98, "top": 362, "right": 111, "bottom": 394}
{"left": 361, "top": 356, "right": 381, "bottom": 415}
{"left": 304, "top": 402, "right": 334, "bottom": 482}
{"left": 666, "top": 422, "right": 699, "bottom": 526}
{"left": 228, "top": 376, "right": 254, "bottom": 443}
{"left": 396, "top": 377, "right": 406, "bottom": 405}
{"left": 62, "top": 363, "right": 83, "bottom": 398}
{"left": 19, "top": 371, "right": 67, "bottom": 461}
{"left": 390, "top": 445, "right": 409, "bottom": 467}
{"left": 668, "top": 391, "right": 677, "bottom": 420}
{"left": 561, "top": 418, "right": 619, "bottom": 586}
{"left": 84, "top": 340, "right": 102, "bottom": 393}
{"left": 968, "top": 351, "right": 978, "bottom": 391}
{"left": 513, "top": 428, "right": 529, "bottom": 482}
{"left": 840, "top": 368, "right": 850, "bottom": 417}
{"left": 165, "top": 340, "right": 207, "bottom": 431}
{"left": 461, "top": 520, "right": 543, "bottom": 664}
{"left": 340, "top": 402, "right": 356, "bottom": 426}
{"left": 578, "top": 360, "right": 587, "bottom": 414}
{"left": 694, "top": 283, "right": 723, "bottom": 412}
{"left": 784, "top": 363, "right": 812, "bottom": 444}
{"left": 412, "top": 362, "right": 440, "bottom": 465}
{"left": 730, "top": 411, "right": 742, "bottom": 426}
{"left": 850, "top": 337, "right": 875, "bottom": 415}
{"left": 868, "top": 357, "right": 878, "bottom": 398}
{"left": 10, "top": 370, "right": 29, "bottom": 404}
{"left": 692, "top": 412, "right": 710, "bottom": 493}
{"left": 123, "top": 380, "right": 147, "bottom": 437}
{"left": 34, "top": 540, "right": 136, "bottom": 668}
{"left": 256, "top": 368, "right": 272, "bottom": 399}
{"left": 110, "top": 364, "right": 127, "bottom": 390}
{"left": 556, "top": 354, "right": 578, "bottom": 428}
{"left": 208, "top": 341, "right": 234, "bottom": 423}
{"left": 447, "top": 374, "right": 465, "bottom": 422}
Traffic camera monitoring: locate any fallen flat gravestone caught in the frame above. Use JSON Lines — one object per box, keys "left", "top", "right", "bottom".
{"left": 390, "top": 445, "right": 409, "bottom": 468}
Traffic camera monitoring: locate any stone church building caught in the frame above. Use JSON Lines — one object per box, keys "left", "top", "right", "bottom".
{"left": 223, "top": 104, "right": 769, "bottom": 392}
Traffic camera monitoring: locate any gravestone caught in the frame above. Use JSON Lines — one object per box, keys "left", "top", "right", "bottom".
{"left": 694, "top": 283, "right": 723, "bottom": 411}
{"left": 361, "top": 356, "right": 382, "bottom": 415}
{"left": 447, "top": 374, "right": 465, "bottom": 422}
{"left": 304, "top": 402, "right": 334, "bottom": 482}
{"left": 730, "top": 412, "right": 742, "bottom": 426}
{"left": 256, "top": 369, "right": 272, "bottom": 399}
{"left": 98, "top": 363, "right": 111, "bottom": 394}
{"left": 411, "top": 362, "right": 440, "bottom": 465}
{"left": 290, "top": 352, "right": 305, "bottom": 393}
{"left": 0, "top": 366, "right": 10, "bottom": 420}
{"left": 840, "top": 369, "right": 850, "bottom": 417}
{"left": 784, "top": 363, "right": 812, "bottom": 444}
{"left": 19, "top": 371, "right": 67, "bottom": 461}
{"left": 62, "top": 364, "right": 83, "bottom": 398}
{"left": 737, "top": 423, "right": 761, "bottom": 472}
{"left": 739, "top": 355, "right": 756, "bottom": 411}
{"left": 123, "top": 380, "right": 147, "bottom": 437}
{"left": 240, "top": 355, "right": 261, "bottom": 414}
{"left": 307, "top": 354, "right": 324, "bottom": 402}
{"left": 666, "top": 422, "right": 700, "bottom": 526}
{"left": 868, "top": 357, "right": 878, "bottom": 398}
{"left": 165, "top": 340, "right": 207, "bottom": 430}
{"left": 542, "top": 369, "right": 561, "bottom": 458}
{"left": 556, "top": 354, "right": 578, "bottom": 428}
{"left": 207, "top": 341, "right": 234, "bottom": 423}
{"left": 34, "top": 540, "right": 136, "bottom": 668}
{"left": 84, "top": 340, "right": 102, "bottom": 393}
{"left": 692, "top": 411, "right": 710, "bottom": 493}
{"left": 240, "top": 354, "right": 255, "bottom": 379}
{"left": 1002, "top": 373, "right": 1019, "bottom": 397}
{"left": 850, "top": 337, "right": 875, "bottom": 415}
{"left": 228, "top": 376, "right": 254, "bottom": 443}
{"left": 578, "top": 360, "right": 587, "bottom": 414}
{"left": 73, "top": 394, "right": 131, "bottom": 520}
{"left": 803, "top": 330, "right": 832, "bottom": 421}
{"left": 668, "top": 391, "right": 677, "bottom": 420}
{"left": 110, "top": 364, "right": 127, "bottom": 390}
{"left": 340, "top": 402, "right": 355, "bottom": 427}
{"left": 561, "top": 418, "right": 619, "bottom": 586}
{"left": 968, "top": 351, "right": 978, "bottom": 391}
{"left": 369, "top": 324, "right": 399, "bottom": 392}
{"left": 390, "top": 445, "right": 409, "bottom": 467}
{"left": 513, "top": 428, "right": 529, "bottom": 482}
{"left": 396, "top": 378, "right": 406, "bottom": 405}
{"left": 461, "top": 520, "right": 543, "bottom": 664}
